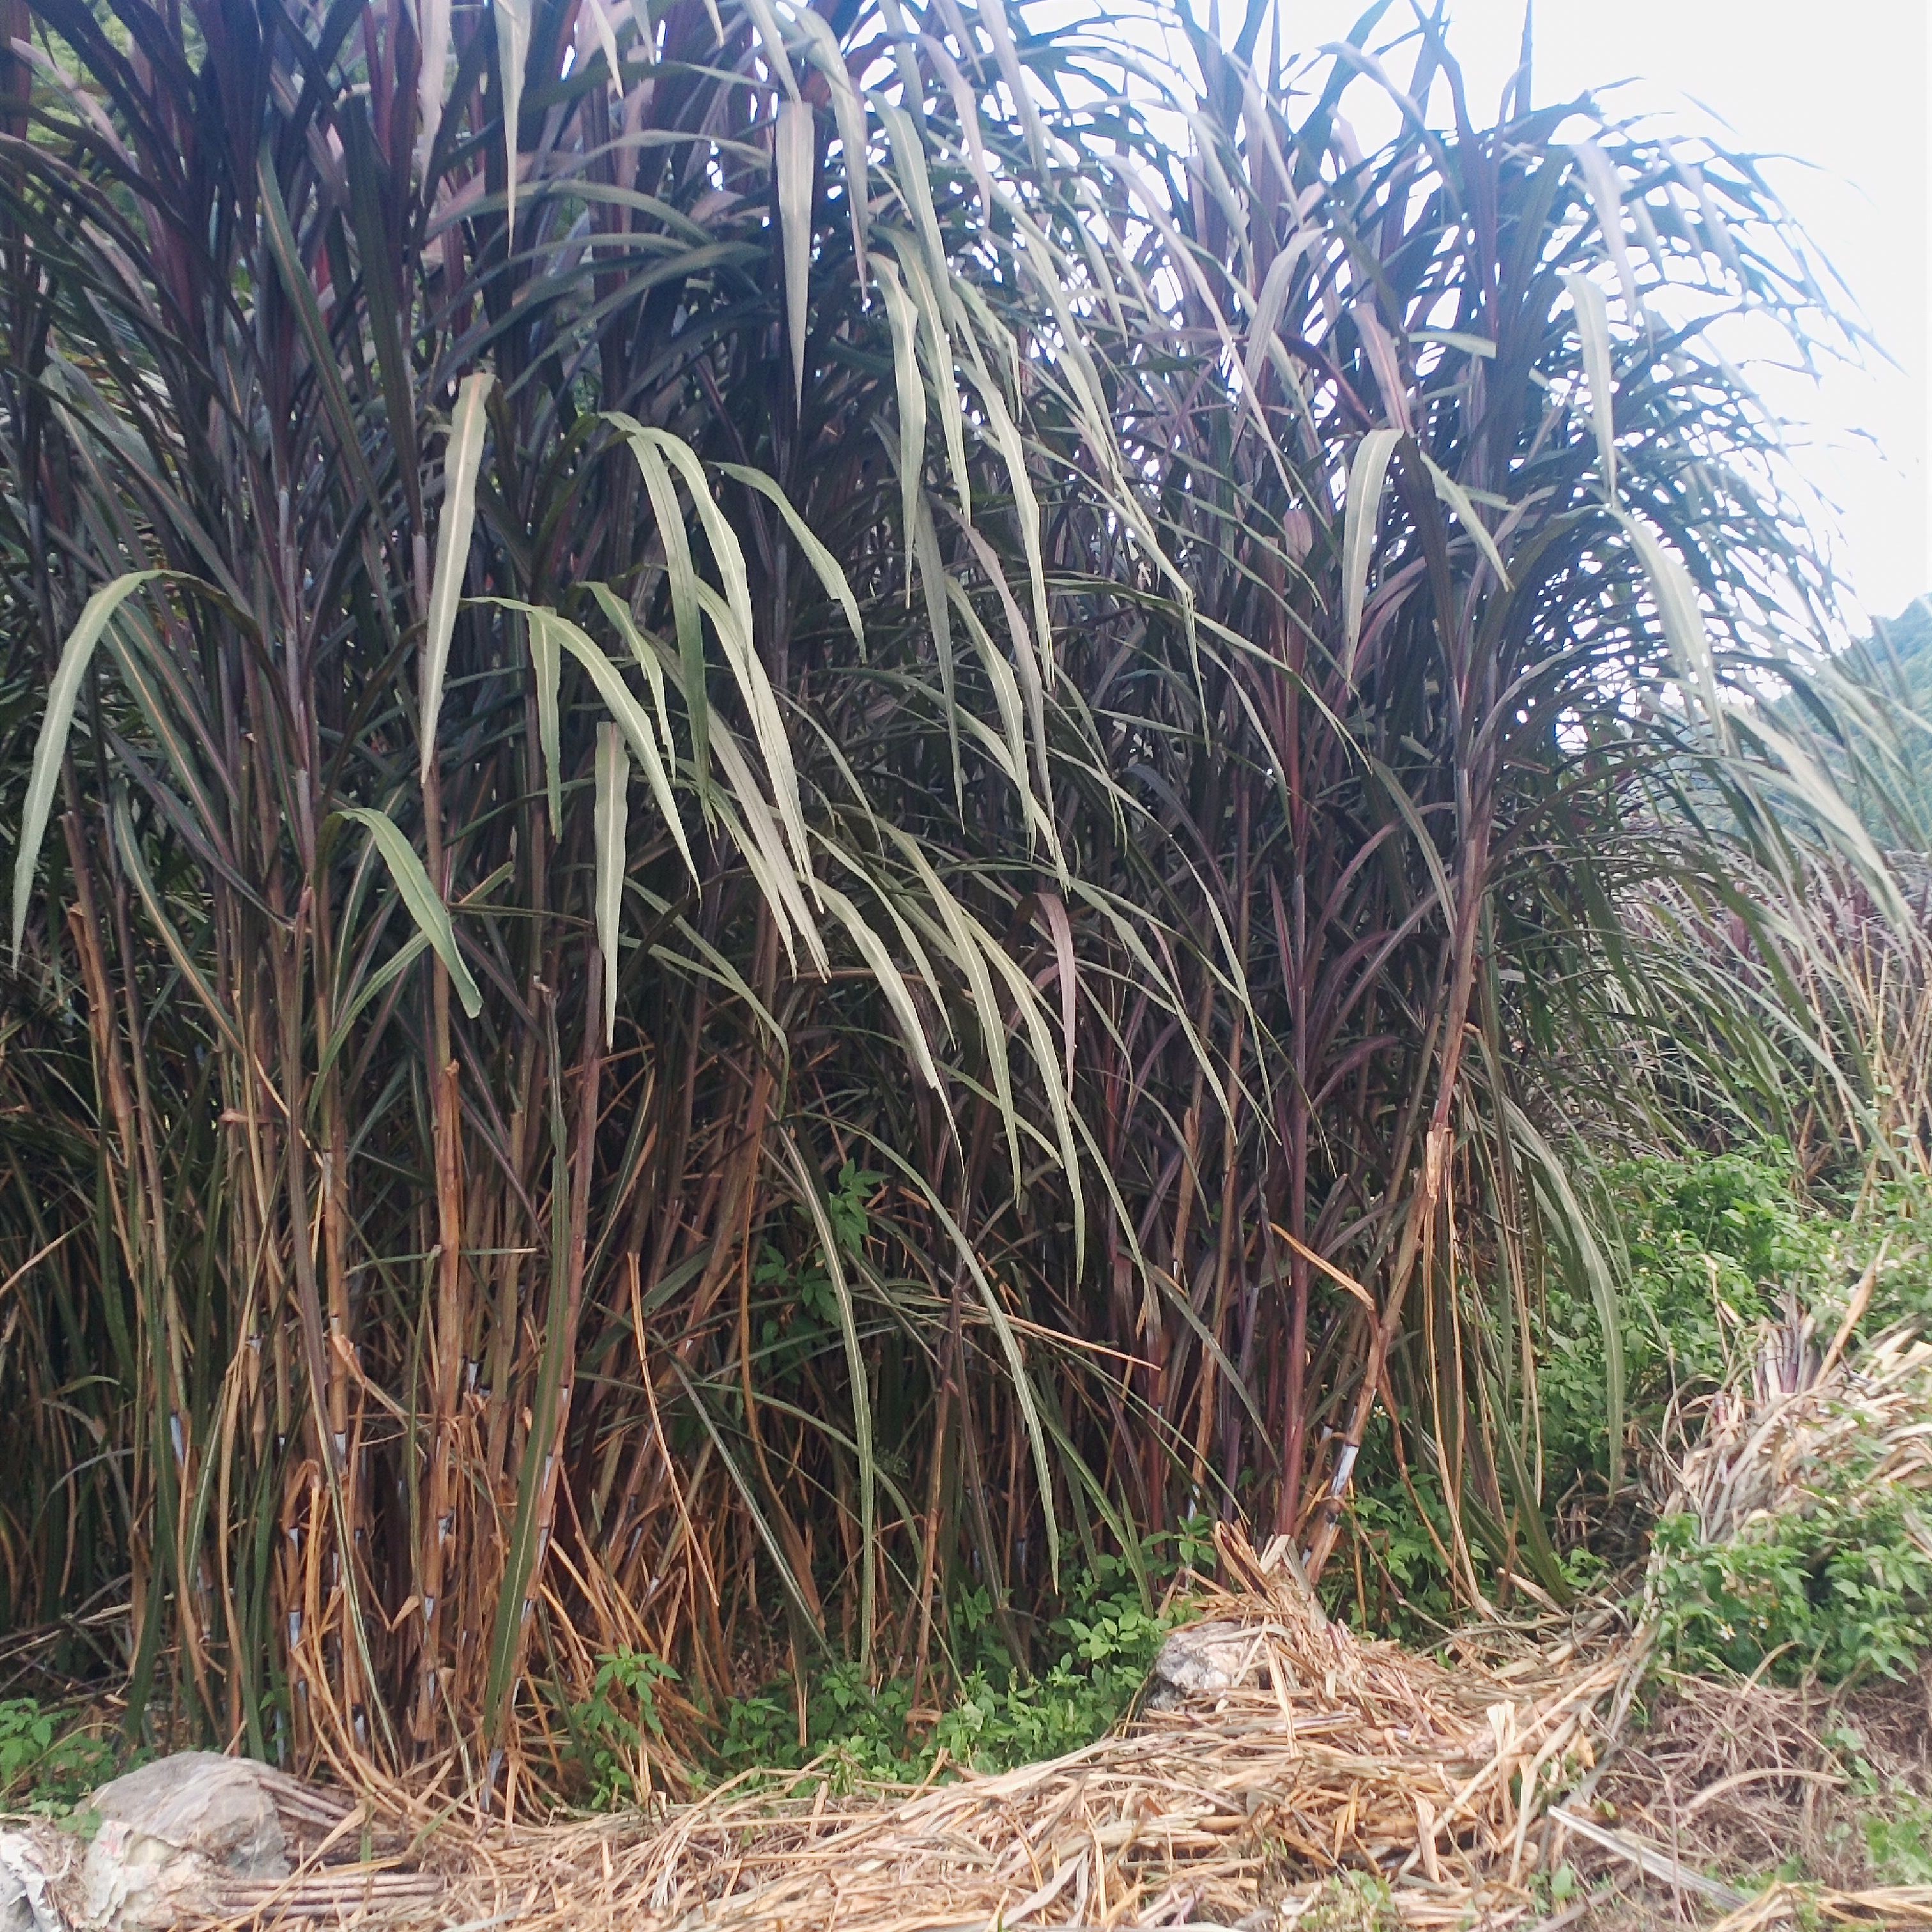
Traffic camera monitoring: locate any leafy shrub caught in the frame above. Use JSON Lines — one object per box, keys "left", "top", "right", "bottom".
{"left": 1542, "top": 1147, "right": 1821, "bottom": 1488}
{"left": 1864, "top": 1795, "right": 1932, "bottom": 1886}
{"left": 570, "top": 1532, "right": 1204, "bottom": 1799}
{"left": 1652, "top": 1492, "right": 1932, "bottom": 1685}
{"left": 1542, "top": 1148, "right": 1932, "bottom": 1498}
{"left": 708, "top": 1548, "right": 1181, "bottom": 1786}
{"left": 924, "top": 1568, "right": 1174, "bottom": 1774}
{"left": 0, "top": 1699, "right": 121, "bottom": 1813}
{"left": 562, "top": 1651, "right": 680, "bottom": 1807}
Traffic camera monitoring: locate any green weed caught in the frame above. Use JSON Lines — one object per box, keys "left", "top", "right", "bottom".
{"left": 705, "top": 1551, "right": 1179, "bottom": 1787}
{"left": 560, "top": 1652, "right": 680, "bottom": 1807}
{"left": 1652, "top": 1491, "right": 1932, "bottom": 1685}
{"left": 1294, "top": 1872, "right": 1399, "bottom": 1931}
{"left": 0, "top": 1699, "right": 122, "bottom": 1813}
{"left": 567, "top": 1533, "right": 1204, "bottom": 1801}
{"left": 1866, "top": 1797, "right": 1932, "bottom": 1886}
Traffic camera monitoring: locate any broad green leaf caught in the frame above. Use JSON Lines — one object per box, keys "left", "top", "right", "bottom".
{"left": 889, "top": 239, "right": 969, "bottom": 519}
{"left": 912, "top": 493, "right": 960, "bottom": 801}
{"left": 1568, "top": 139, "right": 1643, "bottom": 314}
{"left": 960, "top": 358, "right": 1051, "bottom": 697}
{"left": 1562, "top": 271, "right": 1618, "bottom": 500}
{"left": 608, "top": 414, "right": 710, "bottom": 795}
{"left": 638, "top": 433, "right": 753, "bottom": 671}
{"left": 494, "top": 0, "right": 531, "bottom": 245}
{"left": 1420, "top": 448, "right": 1512, "bottom": 589}
{"left": 873, "top": 257, "right": 926, "bottom": 597}
{"left": 1410, "top": 327, "right": 1496, "bottom": 358}
{"left": 1341, "top": 427, "right": 1401, "bottom": 680}
{"left": 111, "top": 790, "right": 243, "bottom": 1058}
{"left": 485, "top": 1052, "right": 576, "bottom": 1733}
{"left": 13, "top": 571, "right": 162, "bottom": 962}
{"left": 719, "top": 462, "right": 864, "bottom": 652}
{"left": 316, "top": 933, "right": 429, "bottom": 1087}
{"left": 794, "top": 7, "right": 870, "bottom": 279}
{"left": 529, "top": 607, "right": 562, "bottom": 823}
{"left": 1619, "top": 512, "right": 1727, "bottom": 747}
{"left": 691, "top": 578, "right": 810, "bottom": 876}
{"left": 774, "top": 1129, "right": 875, "bottom": 1666}
{"left": 1503, "top": 1100, "right": 1625, "bottom": 1494}
{"left": 594, "top": 724, "right": 628, "bottom": 1048}
{"left": 817, "top": 881, "right": 940, "bottom": 1089}
{"left": 975, "top": 0, "right": 1048, "bottom": 170}
{"left": 739, "top": 0, "right": 799, "bottom": 98}
{"left": 1241, "top": 228, "right": 1321, "bottom": 408}
{"left": 585, "top": 585, "right": 698, "bottom": 884}
{"left": 417, "top": 0, "right": 454, "bottom": 169}
{"left": 257, "top": 151, "right": 388, "bottom": 535}
{"left": 578, "top": 0, "right": 622, "bottom": 94}
{"left": 337, "top": 807, "right": 482, "bottom": 1018}
{"left": 776, "top": 100, "right": 815, "bottom": 403}
{"left": 494, "top": 599, "right": 696, "bottom": 883}
{"left": 420, "top": 372, "right": 493, "bottom": 783}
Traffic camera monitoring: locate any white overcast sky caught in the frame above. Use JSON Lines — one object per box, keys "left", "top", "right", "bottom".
{"left": 1259, "top": 0, "right": 1932, "bottom": 626}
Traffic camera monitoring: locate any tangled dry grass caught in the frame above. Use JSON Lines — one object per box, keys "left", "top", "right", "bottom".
{"left": 9, "top": 1520, "right": 1926, "bottom": 1930}
{"left": 189, "top": 1529, "right": 1627, "bottom": 1930}
{"left": 1667, "top": 1303, "right": 1932, "bottom": 1549}
{"left": 1591, "top": 1667, "right": 1931, "bottom": 1889}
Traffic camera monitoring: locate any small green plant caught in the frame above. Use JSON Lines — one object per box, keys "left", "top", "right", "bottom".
{"left": 565, "top": 1529, "right": 1206, "bottom": 1802}
{"left": 749, "top": 1162, "right": 885, "bottom": 1384}
{"left": 0, "top": 1699, "right": 121, "bottom": 1813}
{"left": 1542, "top": 1147, "right": 1827, "bottom": 1490}
{"left": 706, "top": 1547, "right": 1182, "bottom": 1788}
{"left": 0, "top": 1699, "right": 56, "bottom": 1798}
{"left": 927, "top": 1560, "right": 1174, "bottom": 1773}
{"left": 1297, "top": 1871, "right": 1399, "bottom": 1931}
{"left": 1866, "top": 1797, "right": 1932, "bottom": 1886}
{"left": 1543, "top": 1862, "right": 1580, "bottom": 1908}
{"left": 564, "top": 1651, "right": 680, "bottom": 1806}
{"left": 1652, "top": 1492, "right": 1932, "bottom": 1684}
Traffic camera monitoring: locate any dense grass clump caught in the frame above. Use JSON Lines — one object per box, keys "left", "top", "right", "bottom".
{"left": 0, "top": 0, "right": 1920, "bottom": 1786}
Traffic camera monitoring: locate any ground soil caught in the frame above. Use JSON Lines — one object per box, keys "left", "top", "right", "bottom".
{"left": 1561, "top": 1661, "right": 1932, "bottom": 1927}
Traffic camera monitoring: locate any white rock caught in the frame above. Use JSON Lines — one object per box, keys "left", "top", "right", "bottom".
{"left": 77, "top": 1753, "right": 289, "bottom": 1932}
{"left": 1146, "top": 1618, "right": 1270, "bottom": 1708}
{"left": 0, "top": 1825, "right": 65, "bottom": 1932}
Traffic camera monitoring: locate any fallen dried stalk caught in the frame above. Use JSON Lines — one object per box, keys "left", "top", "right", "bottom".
{"left": 1546, "top": 1804, "right": 1746, "bottom": 1908}
{"left": 1707, "top": 1882, "right": 1932, "bottom": 1929}
{"left": 206, "top": 1529, "right": 1634, "bottom": 1931}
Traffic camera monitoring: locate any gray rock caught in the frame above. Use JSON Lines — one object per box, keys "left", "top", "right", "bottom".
{"left": 1146, "top": 1618, "right": 1271, "bottom": 1709}
{"left": 0, "top": 1825, "right": 65, "bottom": 1932}
{"left": 77, "top": 1753, "right": 289, "bottom": 1932}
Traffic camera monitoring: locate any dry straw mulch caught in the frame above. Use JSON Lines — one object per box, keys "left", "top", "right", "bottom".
{"left": 1667, "top": 1312, "right": 1932, "bottom": 1551}
{"left": 202, "top": 1522, "right": 1932, "bottom": 1931}
{"left": 213, "top": 1529, "right": 1632, "bottom": 1930}
{"left": 197, "top": 1327, "right": 1932, "bottom": 1929}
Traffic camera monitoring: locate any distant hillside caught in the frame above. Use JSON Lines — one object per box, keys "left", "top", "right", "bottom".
{"left": 1749, "top": 598, "right": 1930, "bottom": 847}
{"left": 1857, "top": 597, "right": 1932, "bottom": 833}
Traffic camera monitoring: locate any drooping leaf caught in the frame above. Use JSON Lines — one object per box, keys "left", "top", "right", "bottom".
{"left": 13, "top": 571, "right": 162, "bottom": 963}
{"left": 776, "top": 99, "right": 815, "bottom": 404}
{"left": 337, "top": 806, "right": 482, "bottom": 1018}
{"left": 1563, "top": 270, "right": 1618, "bottom": 500}
{"left": 594, "top": 723, "right": 628, "bottom": 1048}
{"left": 420, "top": 373, "right": 493, "bottom": 783}
{"left": 1340, "top": 427, "right": 1400, "bottom": 679}
{"left": 494, "top": 0, "right": 531, "bottom": 245}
